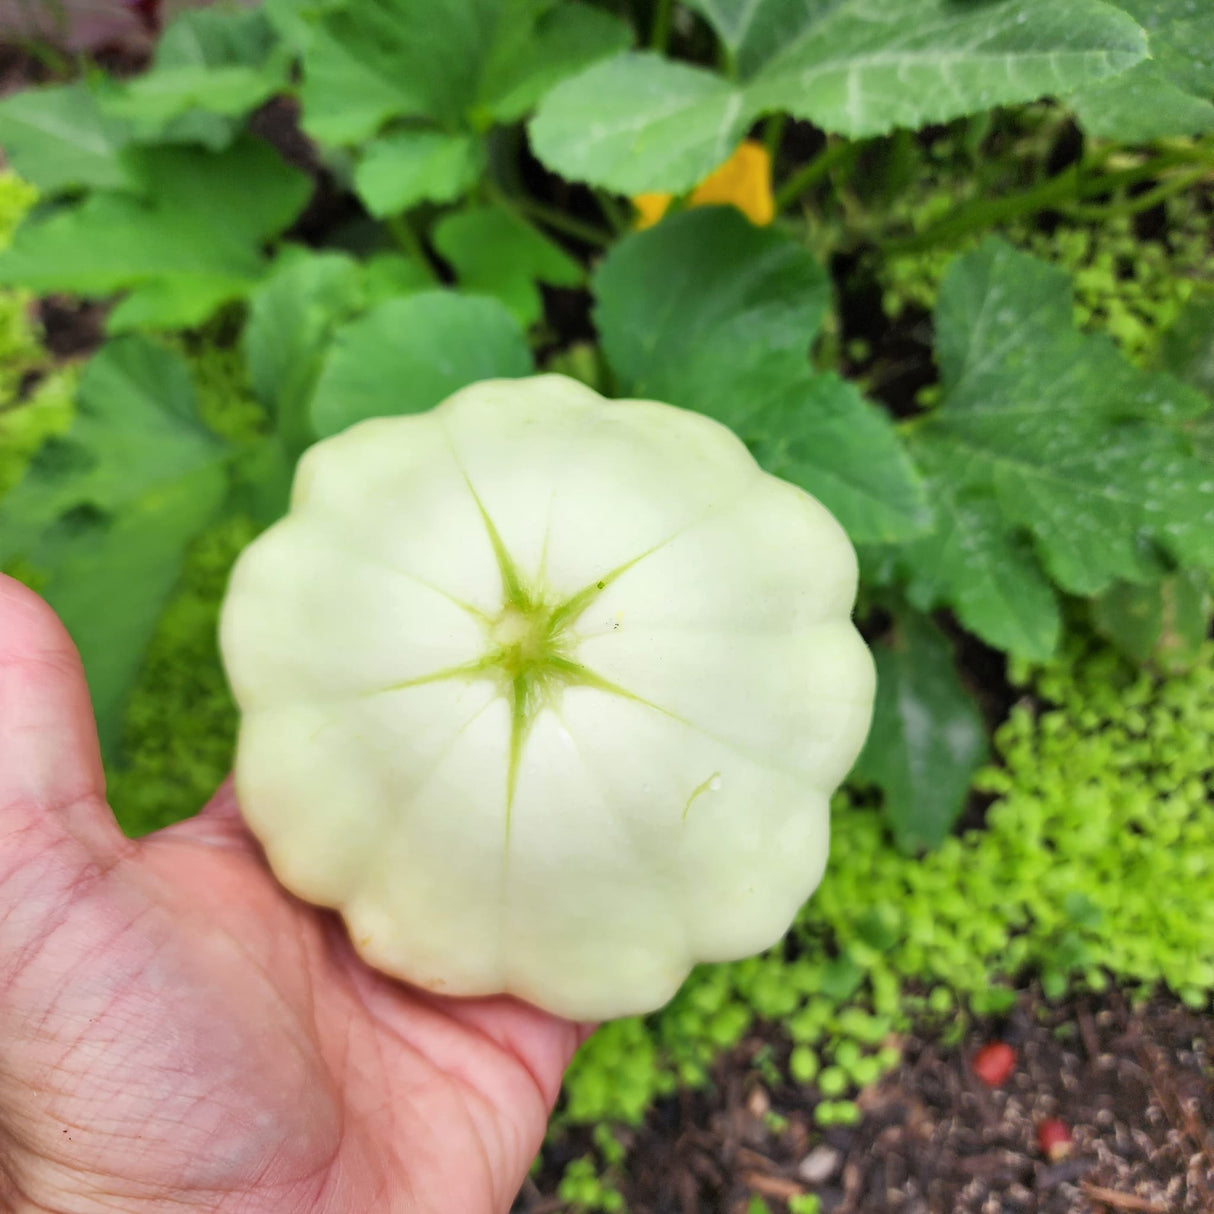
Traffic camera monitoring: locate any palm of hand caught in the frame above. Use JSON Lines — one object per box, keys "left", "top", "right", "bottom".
{"left": 0, "top": 576, "right": 585, "bottom": 1214}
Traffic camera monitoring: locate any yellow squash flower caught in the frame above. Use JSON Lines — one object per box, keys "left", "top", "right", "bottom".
{"left": 632, "top": 192, "right": 674, "bottom": 230}
{"left": 632, "top": 140, "right": 775, "bottom": 230}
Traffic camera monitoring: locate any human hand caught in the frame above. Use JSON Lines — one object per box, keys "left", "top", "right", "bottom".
{"left": 0, "top": 575, "right": 589, "bottom": 1213}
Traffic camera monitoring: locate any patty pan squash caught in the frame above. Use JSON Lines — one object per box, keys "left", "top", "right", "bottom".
{"left": 219, "top": 375, "right": 875, "bottom": 1020}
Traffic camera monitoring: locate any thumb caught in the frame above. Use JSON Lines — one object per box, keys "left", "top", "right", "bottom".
{"left": 0, "top": 575, "right": 122, "bottom": 860}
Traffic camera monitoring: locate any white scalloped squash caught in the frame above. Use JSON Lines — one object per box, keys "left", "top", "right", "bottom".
{"left": 219, "top": 375, "right": 875, "bottom": 1020}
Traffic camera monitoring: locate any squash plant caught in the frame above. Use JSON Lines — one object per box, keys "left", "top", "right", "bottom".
{"left": 0, "top": 0, "right": 1212, "bottom": 858}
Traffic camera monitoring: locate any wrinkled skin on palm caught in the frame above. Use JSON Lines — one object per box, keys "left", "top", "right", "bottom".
{"left": 220, "top": 376, "right": 875, "bottom": 1020}
{"left": 0, "top": 575, "right": 585, "bottom": 1214}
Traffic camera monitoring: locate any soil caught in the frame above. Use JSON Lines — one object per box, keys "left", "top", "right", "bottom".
{"left": 520, "top": 985, "right": 1214, "bottom": 1213}
{"left": 36, "top": 297, "right": 108, "bottom": 360}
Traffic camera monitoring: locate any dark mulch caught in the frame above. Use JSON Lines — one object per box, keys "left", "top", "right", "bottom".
{"left": 521, "top": 985, "right": 1214, "bottom": 1213}
{"left": 35, "top": 297, "right": 108, "bottom": 361}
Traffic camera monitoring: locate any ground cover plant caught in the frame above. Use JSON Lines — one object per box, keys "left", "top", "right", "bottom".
{"left": 0, "top": 0, "right": 1212, "bottom": 1209}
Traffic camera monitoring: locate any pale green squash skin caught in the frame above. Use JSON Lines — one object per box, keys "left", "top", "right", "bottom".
{"left": 219, "top": 375, "right": 875, "bottom": 1020}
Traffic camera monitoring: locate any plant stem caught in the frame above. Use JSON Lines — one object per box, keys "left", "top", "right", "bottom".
{"left": 763, "top": 113, "right": 787, "bottom": 161}
{"left": 774, "top": 139, "right": 854, "bottom": 211}
{"left": 1076, "top": 152, "right": 1211, "bottom": 202}
{"left": 1064, "top": 166, "right": 1211, "bottom": 222}
{"left": 385, "top": 216, "right": 439, "bottom": 282}
{"left": 593, "top": 189, "right": 631, "bottom": 234}
{"left": 884, "top": 147, "right": 1213, "bottom": 254}
{"left": 22, "top": 37, "right": 74, "bottom": 77}
{"left": 650, "top": 0, "right": 674, "bottom": 51}
{"left": 884, "top": 166, "right": 1081, "bottom": 254}
{"left": 491, "top": 186, "right": 612, "bottom": 248}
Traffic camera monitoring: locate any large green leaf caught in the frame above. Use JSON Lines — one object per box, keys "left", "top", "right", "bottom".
{"left": 746, "top": 0, "right": 1147, "bottom": 131}
{"left": 0, "top": 339, "right": 232, "bottom": 760}
{"left": 309, "top": 291, "right": 533, "bottom": 436}
{"left": 854, "top": 609, "right": 988, "bottom": 854}
{"left": 533, "top": 0, "right": 1145, "bottom": 192}
{"left": 244, "top": 248, "right": 367, "bottom": 455}
{"left": 433, "top": 204, "right": 582, "bottom": 326}
{"left": 1092, "top": 570, "right": 1211, "bottom": 673}
{"left": 1069, "top": 0, "right": 1214, "bottom": 139}
{"left": 354, "top": 130, "right": 485, "bottom": 217}
{"left": 0, "top": 82, "right": 135, "bottom": 194}
{"left": 360, "top": 252, "right": 434, "bottom": 304}
{"left": 593, "top": 207, "right": 928, "bottom": 542}
{"left": 532, "top": 53, "right": 743, "bottom": 195}
{"left": 262, "top": 0, "right": 333, "bottom": 52}
{"left": 1156, "top": 296, "right": 1214, "bottom": 465}
{"left": 595, "top": 206, "right": 831, "bottom": 394}
{"left": 0, "top": 137, "right": 311, "bottom": 332}
{"left": 895, "top": 438, "right": 1061, "bottom": 660}
{"left": 298, "top": 0, "right": 630, "bottom": 144}
{"left": 682, "top": 0, "right": 799, "bottom": 78}
{"left": 476, "top": 2, "right": 631, "bottom": 123}
{"left": 101, "top": 7, "right": 291, "bottom": 148}
{"left": 748, "top": 373, "right": 933, "bottom": 546}
{"left": 897, "top": 238, "right": 1214, "bottom": 658}
{"left": 1156, "top": 294, "right": 1214, "bottom": 403}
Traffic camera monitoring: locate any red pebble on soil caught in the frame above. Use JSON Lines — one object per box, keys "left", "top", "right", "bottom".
{"left": 1036, "top": 1118, "right": 1074, "bottom": 1162}
{"left": 971, "top": 1041, "right": 1016, "bottom": 1087}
